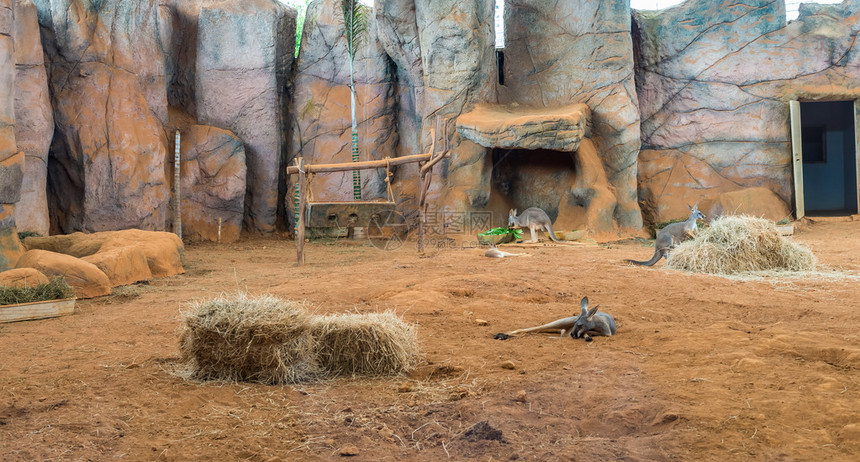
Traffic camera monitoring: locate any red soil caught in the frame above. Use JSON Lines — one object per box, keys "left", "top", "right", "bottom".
{"left": 2, "top": 219, "right": 859, "bottom": 460}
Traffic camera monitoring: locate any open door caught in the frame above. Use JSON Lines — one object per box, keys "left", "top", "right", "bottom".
{"left": 789, "top": 100, "right": 804, "bottom": 219}
{"left": 789, "top": 100, "right": 860, "bottom": 217}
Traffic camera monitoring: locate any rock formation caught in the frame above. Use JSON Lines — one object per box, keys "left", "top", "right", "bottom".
{"left": 16, "top": 249, "right": 112, "bottom": 298}
{"left": 500, "top": 0, "right": 643, "bottom": 231}
{"left": 13, "top": 0, "right": 52, "bottom": 236}
{"left": 289, "top": 0, "right": 396, "bottom": 203}
{"left": 633, "top": 0, "right": 860, "bottom": 223}
{"left": 194, "top": 0, "right": 295, "bottom": 233}
{"left": 176, "top": 124, "right": 246, "bottom": 243}
{"left": 36, "top": 0, "right": 170, "bottom": 233}
{"left": 0, "top": 0, "right": 24, "bottom": 271}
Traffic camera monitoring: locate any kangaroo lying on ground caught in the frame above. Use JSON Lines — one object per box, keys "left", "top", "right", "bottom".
{"left": 626, "top": 204, "right": 705, "bottom": 266}
{"left": 494, "top": 297, "right": 616, "bottom": 340}
{"left": 508, "top": 208, "right": 562, "bottom": 243}
{"left": 484, "top": 245, "right": 529, "bottom": 258}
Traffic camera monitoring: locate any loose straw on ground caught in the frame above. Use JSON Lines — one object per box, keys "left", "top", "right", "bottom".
{"left": 668, "top": 215, "right": 815, "bottom": 275}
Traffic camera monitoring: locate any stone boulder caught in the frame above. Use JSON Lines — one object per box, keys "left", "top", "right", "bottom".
{"left": 176, "top": 124, "right": 246, "bottom": 243}
{"left": 23, "top": 229, "right": 184, "bottom": 278}
{"left": 289, "top": 0, "right": 396, "bottom": 205}
{"left": 709, "top": 187, "right": 792, "bottom": 223}
{"left": 82, "top": 246, "right": 153, "bottom": 287}
{"left": 15, "top": 249, "right": 111, "bottom": 298}
{"left": 194, "top": 0, "right": 296, "bottom": 233}
{"left": 500, "top": 0, "right": 642, "bottom": 230}
{"left": 0, "top": 267, "right": 49, "bottom": 288}
{"left": 35, "top": 0, "right": 170, "bottom": 233}
{"left": 13, "top": 0, "right": 52, "bottom": 235}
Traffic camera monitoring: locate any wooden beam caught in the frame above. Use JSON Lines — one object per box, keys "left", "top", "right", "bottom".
{"left": 286, "top": 152, "right": 445, "bottom": 175}
{"left": 296, "top": 158, "right": 307, "bottom": 265}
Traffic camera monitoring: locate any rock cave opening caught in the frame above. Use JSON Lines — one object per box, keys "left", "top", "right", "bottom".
{"left": 488, "top": 147, "right": 584, "bottom": 231}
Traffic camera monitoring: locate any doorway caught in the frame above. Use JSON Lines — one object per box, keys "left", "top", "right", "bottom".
{"left": 791, "top": 100, "right": 859, "bottom": 216}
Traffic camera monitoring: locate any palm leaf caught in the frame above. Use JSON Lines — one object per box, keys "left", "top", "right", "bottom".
{"left": 341, "top": 0, "right": 369, "bottom": 61}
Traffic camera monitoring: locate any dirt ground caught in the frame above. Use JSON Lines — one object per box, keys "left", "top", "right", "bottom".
{"left": 2, "top": 219, "right": 860, "bottom": 461}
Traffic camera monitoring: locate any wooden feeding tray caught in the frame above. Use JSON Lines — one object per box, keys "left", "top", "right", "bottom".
{"left": 306, "top": 201, "right": 396, "bottom": 228}
{"left": 0, "top": 298, "right": 76, "bottom": 323}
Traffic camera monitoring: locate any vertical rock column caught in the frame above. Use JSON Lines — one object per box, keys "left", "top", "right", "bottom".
{"left": 288, "top": 0, "right": 397, "bottom": 205}
{"left": 13, "top": 0, "right": 52, "bottom": 236}
{"left": 415, "top": 0, "right": 496, "bottom": 213}
{"left": 0, "top": 0, "right": 24, "bottom": 269}
{"left": 502, "top": 0, "right": 643, "bottom": 231}
{"left": 36, "top": 0, "right": 170, "bottom": 233}
{"left": 196, "top": 0, "right": 295, "bottom": 234}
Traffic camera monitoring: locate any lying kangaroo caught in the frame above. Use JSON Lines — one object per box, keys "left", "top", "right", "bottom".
{"left": 484, "top": 246, "right": 529, "bottom": 258}
{"left": 627, "top": 204, "right": 705, "bottom": 266}
{"left": 508, "top": 208, "right": 562, "bottom": 243}
{"left": 494, "top": 297, "right": 616, "bottom": 340}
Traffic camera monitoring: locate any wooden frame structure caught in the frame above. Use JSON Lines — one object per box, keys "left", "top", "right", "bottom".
{"left": 286, "top": 120, "right": 449, "bottom": 265}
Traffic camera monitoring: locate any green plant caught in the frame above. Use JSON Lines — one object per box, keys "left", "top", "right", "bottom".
{"left": 17, "top": 231, "right": 41, "bottom": 240}
{"left": 478, "top": 227, "right": 523, "bottom": 240}
{"left": 776, "top": 217, "right": 792, "bottom": 225}
{"left": 0, "top": 277, "right": 75, "bottom": 306}
{"left": 341, "top": 0, "right": 369, "bottom": 200}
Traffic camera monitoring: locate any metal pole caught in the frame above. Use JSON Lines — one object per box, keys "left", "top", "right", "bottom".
{"left": 174, "top": 130, "right": 182, "bottom": 239}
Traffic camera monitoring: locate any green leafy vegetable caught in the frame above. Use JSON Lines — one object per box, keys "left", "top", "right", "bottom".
{"left": 478, "top": 227, "right": 523, "bottom": 240}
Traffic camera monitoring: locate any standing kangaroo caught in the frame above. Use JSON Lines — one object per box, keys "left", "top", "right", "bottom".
{"left": 494, "top": 297, "right": 616, "bottom": 340}
{"left": 627, "top": 204, "right": 705, "bottom": 266}
{"left": 508, "top": 208, "right": 562, "bottom": 243}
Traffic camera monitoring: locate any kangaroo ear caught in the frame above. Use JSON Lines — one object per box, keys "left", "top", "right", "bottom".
{"left": 587, "top": 305, "right": 600, "bottom": 319}
{"left": 580, "top": 297, "right": 589, "bottom": 315}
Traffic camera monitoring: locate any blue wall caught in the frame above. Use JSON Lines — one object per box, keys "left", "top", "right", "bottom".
{"left": 800, "top": 101, "right": 858, "bottom": 214}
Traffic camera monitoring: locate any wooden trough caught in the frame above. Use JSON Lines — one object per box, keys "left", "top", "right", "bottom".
{"left": 0, "top": 298, "right": 76, "bottom": 323}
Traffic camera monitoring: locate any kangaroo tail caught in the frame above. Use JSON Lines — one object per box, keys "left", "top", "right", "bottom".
{"left": 625, "top": 249, "right": 663, "bottom": 266}
{"left": 545, "top": 222, "right": 563, "bottom": 243}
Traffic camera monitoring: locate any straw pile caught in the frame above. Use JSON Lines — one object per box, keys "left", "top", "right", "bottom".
{"left": 179, "top": 293, "right": 321, "bottom": 384}
{"left": 667, "top": 215, "right": 815, "bottom": 275}
{"left": 179, "top": 293, "right": 419, "bottom": 384}
{"left": 312, "top": 311, "right": 420, "bottom": 377}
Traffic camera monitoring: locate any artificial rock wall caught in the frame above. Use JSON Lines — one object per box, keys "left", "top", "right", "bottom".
{"left": 4, "top": 0, "right": 860, "bottom": 267}
{"left": 634, "top": 0, "right": 860, "bottom": 223}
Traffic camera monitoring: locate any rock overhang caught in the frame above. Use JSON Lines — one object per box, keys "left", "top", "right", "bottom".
{"left": 455, "top": 103, "right": 592, "bottom": 152}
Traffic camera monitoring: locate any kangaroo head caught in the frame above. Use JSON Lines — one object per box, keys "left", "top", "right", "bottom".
{"left": 689, "top": 203, "right": 705, "bottom": 221}
{"left": 508, "top": 209, "right": 518, "bottom": 227}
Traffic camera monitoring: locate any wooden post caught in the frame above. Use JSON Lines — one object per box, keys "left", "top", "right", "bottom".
{"left": 296, "top": 157, "right": 307, "bottom": 265}
{"left": 173, "top": 130, "right": 182, "bottom": 239}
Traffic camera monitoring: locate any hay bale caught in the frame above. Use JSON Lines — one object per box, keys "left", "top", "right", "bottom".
{"left": 179, "top": 293, "right": 321, "bottom": 384}
{"left": 179, "top": 293, "right": 420, "bottom": 384}
{"left": 311, "top": 311, "right": 420, "bottom": 377}
{"left": 668, "top": 215, "right": 815, "bottom": 274}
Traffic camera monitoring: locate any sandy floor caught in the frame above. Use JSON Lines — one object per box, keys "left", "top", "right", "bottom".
{"left": 2, "top": 220, "right": 860, "bottom": 461}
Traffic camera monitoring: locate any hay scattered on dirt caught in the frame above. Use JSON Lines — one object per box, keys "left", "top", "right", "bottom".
{"left": 312, "top": 311, "right": 420, "bottom": 377}
{"left": 179, "top": 293, "right": 419, "bottom": 384}
{"left": 179, "top": 293, "right": 320, "bottom": 384}
{"left": 668, "top": 215, "right": 816, "bottom": 275}
{"left": 0, "top": 277, "right": 74, "bottom": 305}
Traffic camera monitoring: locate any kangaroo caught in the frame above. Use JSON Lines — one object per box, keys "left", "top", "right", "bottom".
{"left": 572, "top": 296, "right": 616, "bottom": 339}
{"left": 508, "top": 208, "right": 562, "bottom": 243}
{"left": 484, "top": 245, "right": 529, "bottom": 258}
{"left": 626, "top": 204, "right": 705, "bottom": 266}
{"left": 494, "top": 297, "right": 615, "bottom": 340}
